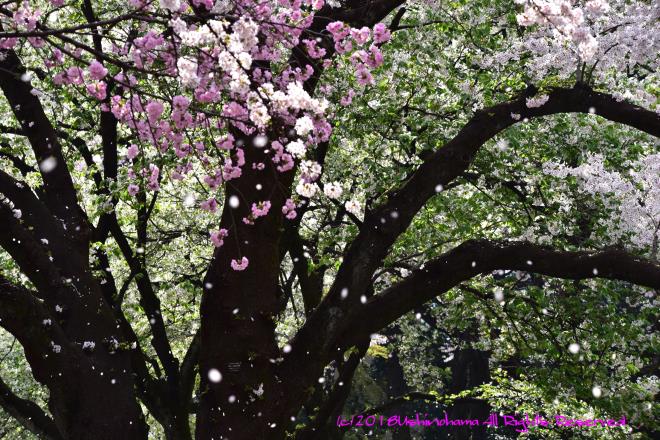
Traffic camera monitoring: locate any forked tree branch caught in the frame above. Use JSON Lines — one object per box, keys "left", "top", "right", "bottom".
{"left": 281, "top": 84, "right": 660, "bottom": 398}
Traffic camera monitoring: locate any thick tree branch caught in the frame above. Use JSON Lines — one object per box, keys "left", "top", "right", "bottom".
{"left": 285, "top": 85, "right": 660, "bottom": 367}
{"left": 0, "top": 170, "right": 89, "bottom": 295}
{"left": 277, "top": 82, "right": 659, "bottom": 415}
{"left": 0, "top": 376, "right": 63, "bottom": 440}
{"left": 0, "top": 49, "right": 89, "bottom": 247}
{"left": 0, "top": 203, "right": 64, "bottom": 296}
{"left": 329, "top": 0, "right": 406, "bottom": 28}
{"left": 341, "top": 239, "right": 660, "bottom": 346}
{"left": 2, "top": 147, "right": 166, "bottom": 428}
{"left": 0, "top": 274, "right": 78, "bottom": 389}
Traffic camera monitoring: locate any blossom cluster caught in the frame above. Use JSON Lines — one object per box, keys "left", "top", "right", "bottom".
{"left": 0, "top": 0, "right": 396, "bottom": 271}
{"left": 515, "top": 0, "right": 603, "bottom": 61}
{"left": 542, "top": 153, "right": 660, "bottom": 251}
{"left": 478, "top": 0, "right": 659, "bottom": 96}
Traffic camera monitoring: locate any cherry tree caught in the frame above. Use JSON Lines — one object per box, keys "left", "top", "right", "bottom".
{"left": 0, "top": 0, "right": 658, "bottom": 439}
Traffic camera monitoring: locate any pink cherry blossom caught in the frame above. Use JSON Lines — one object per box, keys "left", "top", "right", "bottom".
{"left": 356, "top": 67, "right": 374, "bottom": 86}
{"left": 230, "top": 257, "right": 249, "bottom": 271}
{"left": 373, "top": 23, "right": 391, "bottom": 44}
{"left": 326, "top": 22, "right": 349, "bottom": 41}
{"left": 351, "top": 27, "right": 371, "bottom": 45}
{"left": 282, "top": 199, "right": 297, "bottom": 220}
{"left": 88, "top": 60, "right": 108, "bottom": 80}
{"left": 86, "top": 81, "right": 107, "bottom": 100}
{"left": 251, "top": 201, "right": 271, "bottom": 218}
{"left": 145, "top": 101, "right": 164, "bottom": 124}
{"left": 200, "top": 198, "right": 218, "bottom": 213}
{"left": 303, "top": 39, "right": 327, "bottom": 59}
{"left": 210, "top": 229, "right": 229, "bottom": 247}
{"left": 66, "top": 67, "right": 84, "bottom": 85}
{"left": 146, "top": 164, "right": 160, "bottom": 191}
{"left": 126, "top": 144, "right": 139, "bottom": 160}
{"left": 340, "top": 89, "right": 356, "bottom": 106}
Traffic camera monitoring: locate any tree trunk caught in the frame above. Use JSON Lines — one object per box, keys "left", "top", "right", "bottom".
{"left": 47, "top": 365, "right": 149, "bottom": 440}
{"left": 447, "top": 348, "right": 491, "bottom": 440}
{"left": 375, "top": 351, "right": 413, "bottom": 440}
{"left": 163, "top": 412, "right": 193, "bottom": 440}
{"left": 36, "top": 284, "right": 149, "bottom": 439}
{"left": 196, "top": 133, "right": 295, "bottom": 439}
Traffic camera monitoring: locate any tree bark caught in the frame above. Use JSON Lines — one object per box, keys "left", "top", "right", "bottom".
{"left": 275, "top": 86, "right": 660, "bottom": 426}
{"left": 195, "top": 3, "right": 406, "bottom": 437}
{"left": 0, "top": 275, "right": 149, "bottom": 440}
{"left": 196, "top": 129, "right": 295, "bottom": 439}
{"left": 447, "top": 326, "right": 491, "bottom": 440}
{"left": 0, "top": 47, "right": 151, "bottom": 440}
{"left": 342, "top": 239, "right": 660, "bottom": 346}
